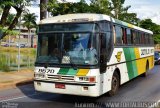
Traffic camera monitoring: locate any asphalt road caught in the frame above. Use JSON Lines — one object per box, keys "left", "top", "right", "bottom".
{"left": 0, "top": 66, "right": 160, "bottom": 108}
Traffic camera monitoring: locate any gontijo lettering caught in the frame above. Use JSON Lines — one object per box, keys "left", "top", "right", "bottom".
{"left": 141, "top": 49, "right": 154, "bottom": 55}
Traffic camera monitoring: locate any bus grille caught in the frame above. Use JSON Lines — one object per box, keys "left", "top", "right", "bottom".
{"left": 47, "top": 75, "right": 75, "bottom": 81}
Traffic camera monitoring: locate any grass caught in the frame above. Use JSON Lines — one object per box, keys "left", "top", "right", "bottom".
{"left": 0, "top": 46, "right": 36, "bottom": 72}
{"left": 0, "top": 46, "right": 36, "bottom": 55}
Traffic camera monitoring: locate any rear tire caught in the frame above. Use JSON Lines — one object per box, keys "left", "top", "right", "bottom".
{"left": 108, "top": 72, "right": 120, "bottom": 97}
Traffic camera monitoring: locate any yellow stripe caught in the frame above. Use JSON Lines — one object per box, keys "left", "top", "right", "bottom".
{"left": 76, "top": 69, "right": 89, "bottom": 76}
{"left": 134, "top": 48, "right": 144, "bottom": 75}
{"left": 134, "top": 48, "right": 140, "bottom": 59}
{"left": 136, "top": 56, "right": 154, "bottom": 75}
{"left": 128, "top": 24, "right": 133, "bottom": 28}
{"left": 136, "top": 58, "right": 146, "bottom": 75}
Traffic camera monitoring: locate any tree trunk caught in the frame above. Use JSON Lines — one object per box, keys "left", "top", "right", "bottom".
{"left": 1, "top": 7, "right": 23, "bottom": 39}
{"left": 40, "top": 0, "right": 48, "bottom": 20}
{"left": 0, "top": 5, "right": 11, "bottom": 27}
{"left": 8, "top": 7, "right": 23, "bottom": 31}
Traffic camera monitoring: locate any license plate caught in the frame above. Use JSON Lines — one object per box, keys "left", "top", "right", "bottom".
{"left": 55, "top": 83, "right": 65, "bottom": 89}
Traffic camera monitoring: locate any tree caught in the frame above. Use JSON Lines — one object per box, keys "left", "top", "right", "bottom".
{"left": 22, "top": 13, "right": 37, "bottom": 47}
{"left": 109, "top": 0, "right": 139, "bottom": 25}
{"left": 0, "top": 1, "right": 13, "bottom": 27}
{"left": 47, "top": 0, "right": 111, "bottom": 16}
{"left": 47, "top": 0, "right": 89, "bottom": 16}
{"left": 140, "top": 19, "right": 160, "bottom": 44}
{"left": 90, "top": 0, "right": 111, "bottom": 15}
{"left": 40, "top": 0, "right": 48, "bottom": 20}
{"left": 46, "top": 0, "right": 138, "bottom": 25}
{"left": 6, "top": 14, "right": 15, "bottom": 26}
{"left": 0, "top": 0, "right": 36, "bottom": 39}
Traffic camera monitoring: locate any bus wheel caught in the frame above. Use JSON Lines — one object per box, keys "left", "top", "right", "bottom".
{"left": 108, "top": 72, "right": 120, "bottom": 97}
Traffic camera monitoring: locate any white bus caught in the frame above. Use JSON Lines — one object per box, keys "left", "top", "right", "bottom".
{"left": 34, "top": 13, "right": 154, "bottom": 97}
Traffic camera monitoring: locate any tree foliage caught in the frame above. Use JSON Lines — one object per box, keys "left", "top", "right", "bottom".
{"left": 139, "top": 19, "right": 160, "bottom": 44}
{"left": 0, "top": 0, "right": 36, "bottom": 39}
{"left": 89, "top": 0, "right": 111, "bottom": 14}
{"left": 109, "top": 0, "right": 139, "bottom": 25}
{"left": 46, "top": 0, "right": 138, "bottom": 25}
{"left": 22, "top": 12, "right": 37, "bottom": 47}
{"left": 22, "top": 13, "right": 37, "bottom": 31}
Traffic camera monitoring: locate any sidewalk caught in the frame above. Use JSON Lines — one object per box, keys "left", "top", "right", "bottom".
{"left": 0, "top": 69, "right": 34, "bottom": 90}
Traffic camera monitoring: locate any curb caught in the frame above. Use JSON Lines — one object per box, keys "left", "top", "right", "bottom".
{"left": 0, "top": 78, "right": 34, "bottom": 90}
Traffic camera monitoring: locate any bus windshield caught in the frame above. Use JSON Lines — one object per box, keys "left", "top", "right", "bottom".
{"left": 36, "top": 23, "right": 99, "bottom": 66}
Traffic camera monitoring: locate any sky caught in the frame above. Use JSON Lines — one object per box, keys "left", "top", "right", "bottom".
{"left": 124, "top": 0, "right": 160, "bottom": 24}
{"left": 10, "top": 0, "right": 160, "bottom": 25}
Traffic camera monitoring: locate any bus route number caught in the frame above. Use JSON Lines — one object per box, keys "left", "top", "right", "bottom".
{"left": 38, "top": 69, "right": 55, "bottom": 74}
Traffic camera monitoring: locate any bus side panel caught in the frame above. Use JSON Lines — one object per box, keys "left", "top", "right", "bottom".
{"left": 148, "top": 55, "right": 154, "bottom": 69}
{"left": 123, "top": 48, "right": 139, "bottom": 80}
{"left": 107, "top": 47, "right": 154, "bottom": 87}
{"left": 107, "top": 48, "right": 130, "bottom": 85}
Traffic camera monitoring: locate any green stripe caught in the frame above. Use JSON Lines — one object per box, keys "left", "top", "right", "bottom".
{"left": 123, "top": 48, "right": 138, "bottom": 80}
{"left": 67, "top": 69, "right": 79, "bottom": 75}
{"left": 58, "top": 68, "right": 69, "bottom": 75}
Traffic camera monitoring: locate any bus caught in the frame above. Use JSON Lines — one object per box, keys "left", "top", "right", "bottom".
{"left": 34, "top": 13, "right": 154, "bottom": 97}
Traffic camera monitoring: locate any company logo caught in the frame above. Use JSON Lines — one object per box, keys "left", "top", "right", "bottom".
{"left": 115, "top": 51, "right": 122, "bottom": 62}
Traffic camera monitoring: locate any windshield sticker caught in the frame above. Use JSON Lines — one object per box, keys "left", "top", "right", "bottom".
{"left": 62, "top": 56, "right": 71, "bottom": 64}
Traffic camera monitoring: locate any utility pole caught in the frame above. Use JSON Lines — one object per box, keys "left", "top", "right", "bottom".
{"left": 18, "top": 15, "right": 21, "bottom": 72}
{"left": 40, "top": 0, "right": 48, "bottom": 20}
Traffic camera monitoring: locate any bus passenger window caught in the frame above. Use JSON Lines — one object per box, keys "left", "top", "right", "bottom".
{"left": 135, "top": 31, "right": 140, "bottom": 45}
{"left": 126, "top": 29, "right": 131, "bottom": 44}
{"left": 149, "top": 34, "right": 154, "bottom": 44}
{"left": 141, "top": 33, "right": 145, "bottom": 44}
{"left": 122, "top": 28, "right": 127, "bottom": 44}
{"left": 115, "top": 26, "right": 122, "bottom": 45}
{"left": 113, "top": 26, "right": 116, "bottom": 45}
{"left": 146, "top": 34, "right": 149, "bottom": 44}
{"left": 99, "top": 21, "right": 111, "bottom": 32}
{"left": 131, "top": 30, "right": 136, "bottom": 44}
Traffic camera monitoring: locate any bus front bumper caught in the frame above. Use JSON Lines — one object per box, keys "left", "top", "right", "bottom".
{"left": 34, "top": 80, "right": 100, "bottom": 97}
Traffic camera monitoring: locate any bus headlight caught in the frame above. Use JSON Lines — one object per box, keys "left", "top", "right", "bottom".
{"left": 78, "top": 76, "right": 96, "bottom": 83}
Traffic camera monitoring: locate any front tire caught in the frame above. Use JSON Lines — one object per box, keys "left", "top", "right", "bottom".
{"left": 108, "top": 72, "right": 120, "bottom": 97}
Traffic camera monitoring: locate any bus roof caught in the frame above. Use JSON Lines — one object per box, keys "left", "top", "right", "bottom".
{"left": 39, "top": 13, "right": 153, "bottom": 34}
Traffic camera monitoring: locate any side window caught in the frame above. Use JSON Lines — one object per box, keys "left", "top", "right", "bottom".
{"left": 141, "top": 33, "right": 145, "bottom": 44}
{"left": 113, "top": 26, "right": 116, "bottom": 45}
{"left": 99, "top": 21, "right": 111, "bottom": 32}
{"left": 135, "top": 31, "right": 140, "bottom": 45}
{"left": 149, "top": 34, "right": 154, "bottom": 44}
{"left": 126, "top": 28, "right": 131, "bottom": 44}
{"left": 131, "top": 30, "right": 136, "bottom": 44}
{"left": 122, "top": 28, "right": 127, "bottom": 44}
{"left": 115, "top": 25, "right": 123, "bottom": 45}
{"left": 99, "top": 21, "right": 112, "bottom": 58}
{"left": 143, "top": 33, "right": 146, "bottom": 44}
{"left": 146, "top": 34, "right": 150, "bottom": 44}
